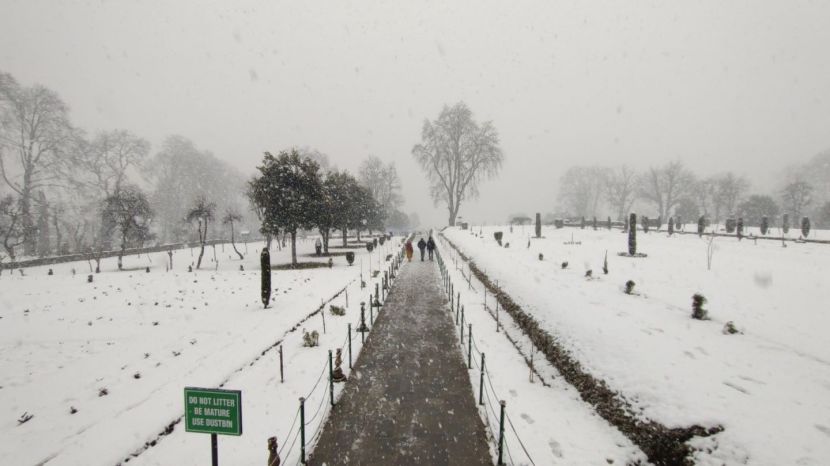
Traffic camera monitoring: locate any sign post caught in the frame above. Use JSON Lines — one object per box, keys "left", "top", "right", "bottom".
{"left": 185, "top": 387, "right": 243, "bottom": 466}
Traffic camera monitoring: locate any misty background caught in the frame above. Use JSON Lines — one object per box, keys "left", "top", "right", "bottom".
{"left": 1, "top": 0, "right": 829, "bottom": 226}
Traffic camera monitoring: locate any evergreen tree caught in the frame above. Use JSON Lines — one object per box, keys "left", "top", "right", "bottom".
{"left": 248, "top": 150, "right": 323, "bottom": 266}
{"left": 802, "top": 217, "right": 811, "bottom": 238}
{"left": 628, "top": 213, "right": 637, "bottom": 255}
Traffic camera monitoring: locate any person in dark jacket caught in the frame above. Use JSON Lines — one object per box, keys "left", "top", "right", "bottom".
{"left": 417, "top": 238, "right": 427, "bottom": 261}
{"left": 426, "top": 236, "right": 436, "bottom": 260}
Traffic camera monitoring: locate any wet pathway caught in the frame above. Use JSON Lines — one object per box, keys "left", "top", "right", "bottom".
{"left": 310, "top": 259, "right": 492, "bottom": 465}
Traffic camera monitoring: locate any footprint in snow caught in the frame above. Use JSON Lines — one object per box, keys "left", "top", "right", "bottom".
{"left": 548, "top": 439, "right": 563, "bottom": 458}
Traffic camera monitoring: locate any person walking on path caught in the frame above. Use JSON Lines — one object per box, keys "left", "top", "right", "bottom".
{"left": 426, "top": 236, "right": 436, "bottom": 261}
{"left": 417, "top": 237, "right": 427, "bottom": 261}
{"left": 405, "top": 239, "right": 414, "bottom": 262}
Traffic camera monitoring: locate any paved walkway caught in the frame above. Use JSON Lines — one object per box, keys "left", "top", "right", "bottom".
{"left": 310, "top": 259, "right": 492, "bottom": 465}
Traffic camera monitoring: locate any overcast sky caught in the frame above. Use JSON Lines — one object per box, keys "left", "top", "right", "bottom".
{"left": 2, "top": 0, "right": 829, "bottom": 226}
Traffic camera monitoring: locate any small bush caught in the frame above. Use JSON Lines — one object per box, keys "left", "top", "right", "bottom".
{"left": 692, "top": 293, "right": 708, "bottom": 320}
{"left": 585, "top": 269, "right": 593, "bottom": 278}
{"left": 330, "top": 305, "right": 346, "bottom": 316}
{"left": 722, "top": 321, "right": 741, "bottom": 335}
{"left": 561, "top": 261, "right": 568, "bottom": 269}
{"left": 802, "top": 217, "right": 811, "bottom": 238}
{"left": 624, "top": 280, "right": 635, "bottom": 294}
{"left": 303, "top": 329, "right": 320, "bottom": 347}
{"left": 538, "top": 253, "right": 544, "bottom": 261}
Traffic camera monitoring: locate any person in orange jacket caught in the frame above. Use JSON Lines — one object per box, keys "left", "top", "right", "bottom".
{"left": 405, "top": 239, "right": 414, "bottom": 262}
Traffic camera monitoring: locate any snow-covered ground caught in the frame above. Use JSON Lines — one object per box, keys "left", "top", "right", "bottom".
{"left": 0, "top": 238, "right": 401, "bottom": 466}
{"left": 444, "top": 225, "right": 830, "bottom": 465}
{"left": 435, "top": 241, "right": 648, "bottom": 465}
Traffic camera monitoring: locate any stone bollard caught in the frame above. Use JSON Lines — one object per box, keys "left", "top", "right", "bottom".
{"left": 267, "top": 436, "right": 280, "bottom": 466}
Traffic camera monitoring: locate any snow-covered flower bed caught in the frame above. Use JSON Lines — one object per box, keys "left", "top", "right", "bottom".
{"left": 444, "top": 225, "right": 830, "bottom": 465}
{"left": 0, "top": 238, "right": 399, "bottom": 465}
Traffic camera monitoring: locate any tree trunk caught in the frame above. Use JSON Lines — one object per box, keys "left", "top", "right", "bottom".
{"left": 196, "top": 221, "right": 206, "bottom": 269}
{"left": 290, "top": 230, "right": 297, "bottom": 265}
{"left": 323, "top": 230, "right": 329, "bottom": 254}
{"left": 342, "top": 228, "right": 347, "bottom": 247}
{"left": 21, "top": 177, "right": 35, "bottom": 256}
{"left": 230, "top": 222, "right": 243, "bottom": 260}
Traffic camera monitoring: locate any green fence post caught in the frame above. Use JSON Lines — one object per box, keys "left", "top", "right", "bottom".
{"left": 299, "top": 397, "right": 306, "bottom": 464}
{"left": 498, "top": 400, "right": 506, "bottom": 465}
{"left": 479, "top": 353, "right": 485, "bottom": 405}
{"left": 468, "top": 324, "right": 472, "bottom": 369}
{"left": 328, "top": 350, "right": 334, "bottom": 407}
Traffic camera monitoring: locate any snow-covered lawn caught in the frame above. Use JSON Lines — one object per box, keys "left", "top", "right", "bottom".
{"left": 444, "top": 225, "right": 830, "bottom": 465}
{"left": 0, "top": 238, "right": 399, "bottom": 466}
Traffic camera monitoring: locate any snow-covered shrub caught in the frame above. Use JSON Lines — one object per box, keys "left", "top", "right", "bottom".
{"left": 782, "top": 214, "right": 790, "bottom": 234}
{"left": 330, "top": 305, "right": 346, "bottom": 316}
{"left": 585, "top": 269, "right": 593, "bottom": 278}
{"left": 561, "top": 261, "right": 568, "bottom": 269}
{"left": 675, "top": 216, "right": 682, "bottom": 230}
{"left": 668, "top": 217, "right": 675, "bottom": 236}
{"left": 628, "top": 213, "right": 637, "bottom": 254}
{"left": 261, "top": 248, "right": 271, "bottom": 309}
{"left": 48, "top": 268, "right": 53, "bottom": 276}
{"left": 624, "top": 280, "right": 635, "bottom": 294}
{"left": 760, "top": 216, "right": 769, "bottom": 235}
{"left": 802, "top": 217, "right": 811, "bottom": 238}
{"left": 538, "top": 253, "right": 544, "bottom": 261}
{"left": 504, "top": 242, "right": 510, "bottom": 248}
{"left": 303, "top": 329, "right": 320, "bottom": 347}
{"left": 722, "top": 321, "right": 741, "bottom": 335}
{"left": 725, "top": 218, "right": 736, "bottom": 233}
{"left": 554, "top": 219, "right": 564, "bottom": 229}
{"left": 697, "top": 215, "right": 705, "bottom": 237}
{"left": 692, "top": 293, "right": 708, "bottom": 320}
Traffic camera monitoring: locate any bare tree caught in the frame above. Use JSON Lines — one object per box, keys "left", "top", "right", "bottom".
{"left": 781, "top": 179, "right": 813, "bottom": 221}
{"left": 186, "top": 197, "right": 216, "bottom": 269}
{"left": 606, "top": 165, "right": 638, "bottom": 221}
{"left": 71, "top": 129, "right": 150, "bottom": 198}
{"left": 359, "top": 155, "right": 403, "bottom": 216}
{"left": 710, "top": 172, "right": 749, "bottom": 223}
{"left": 222, "top": 209, "right": 244, "bottom": 260}
{"left": 557, "top": 166, "right": 608, "bottom": 218}
{"left": 0, "top": 72, "right": 73, "bottom": 254}
{"left": 412, "top": 102, "right": 504, "bottom": 226}
{"left": 0, "top": 194, "right": 24, "bottom": 261}
{"left": 639, "top": 161, "right": 696, "bottom": 220}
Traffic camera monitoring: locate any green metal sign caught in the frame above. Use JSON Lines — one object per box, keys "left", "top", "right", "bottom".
{"left": 184, "top": 387, "right": 243, "bottom": 436}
